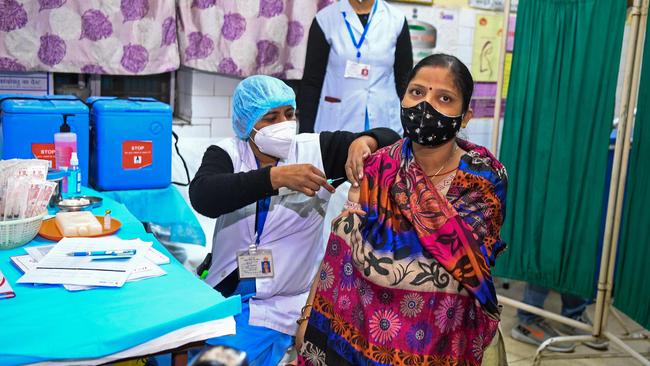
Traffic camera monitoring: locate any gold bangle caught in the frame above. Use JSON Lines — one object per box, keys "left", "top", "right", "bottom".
{"left": 296, "top": 315, "right": 310, "bottom": 325}
{"left": 301, "top": 304, "right": 313, "bottom": 314}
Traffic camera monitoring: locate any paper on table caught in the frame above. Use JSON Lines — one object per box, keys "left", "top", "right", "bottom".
{"left": 15, "top": 250, "right": 113, "bottom": 291}
{"left": 129, "top": 257, "right": 167, "bottom": 281}
{"left": 10, "top": 254, "right": 37, "bottom": 273}
{"left": 25, "top": 241, "right": 169, "bottom": 265}
{"left": 21, "top": 241, "right": 166, "bottom": 291}
{"left": 63, "top": 258, "right": 166, "bottom": 291}
{"left": 17, "top": 238, "right": 152, "bottom": 287}
{"left": 9, "top": 255, "right": 62, "bottom": 289}
{"left": 0, "top": 270, "right": 15, "bottom": 300}
{"left": 145, "top": 247, "right": 170, "bottom": 265}
{"left": 24, "top": 245, "right": 55, "bottom": 262}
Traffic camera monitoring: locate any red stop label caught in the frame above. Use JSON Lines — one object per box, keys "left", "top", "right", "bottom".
{"left": 32, "top": 143, "right": 56, "bottom": 168}
{"left": 122, "top": 140, "right": 153, "bottom": 170}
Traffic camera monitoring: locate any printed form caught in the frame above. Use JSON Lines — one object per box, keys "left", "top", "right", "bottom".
{"left": 18, "top": 237, "right": 153, "bottom": 287}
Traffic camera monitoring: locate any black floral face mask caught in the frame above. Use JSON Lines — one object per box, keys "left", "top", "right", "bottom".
{"left": 401, "top": 101, "right": 463, "bottom": 147}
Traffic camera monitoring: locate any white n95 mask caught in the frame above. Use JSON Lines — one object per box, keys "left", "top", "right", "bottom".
{"left": 252, "top": 121, "right": 297, "bottom": 159}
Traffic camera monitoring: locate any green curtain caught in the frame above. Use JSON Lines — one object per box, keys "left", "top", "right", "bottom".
{"left": 613, "top": 21, "right": 650, "bottom": 330}
{"left": 494, "top": 0, "right": 626, "bottom": 299}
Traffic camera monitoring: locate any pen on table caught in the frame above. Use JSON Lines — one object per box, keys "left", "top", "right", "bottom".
{"left": 67, "top": 249, "right": 137, "bottom": 257}
{"left": 326, "top": 177, "right": 345, "bottom": 185}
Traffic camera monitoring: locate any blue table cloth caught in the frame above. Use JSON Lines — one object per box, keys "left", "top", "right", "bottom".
{"left": 0, "top": 188, "right": 240, "bottom": 365}
{"left": 101, "top": 185, "right": 206, "bottom": 245}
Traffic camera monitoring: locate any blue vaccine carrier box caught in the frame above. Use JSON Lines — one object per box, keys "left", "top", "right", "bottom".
{"left": 0, "top": 95, "right": 90, "bottom": 185}
{"left": 87, "top": 97, "right": 172, "bottom": 190}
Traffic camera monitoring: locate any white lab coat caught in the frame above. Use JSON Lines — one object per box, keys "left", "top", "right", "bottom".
{"left": 206, "top": 134, "right": 331, "bottom": 335}
{"left": 314, "top": 0, "right": 405, "bottom": 134}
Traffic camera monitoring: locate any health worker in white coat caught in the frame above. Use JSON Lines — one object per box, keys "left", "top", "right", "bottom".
{"left": 298, "top": 0, "right": 413, "bottom": 134}
{"left": 189, "top": 75, "right": 400, "bottom": 366}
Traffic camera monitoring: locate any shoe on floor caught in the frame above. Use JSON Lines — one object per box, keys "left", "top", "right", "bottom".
{"left": 511, "top": 319, "right": 576, "bottom": 353}
{"left": 556, "top": 312, "right": 610, "bottom": 351}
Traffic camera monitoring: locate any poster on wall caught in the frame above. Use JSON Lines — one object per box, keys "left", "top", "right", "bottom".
{"left": 0, "top": 72, "right": 53, "bottom": 95}
{"left": 394, "top": 4, "right": 460, "bottom": 63}
{"left": 430, "top": 8, "right": 460, "bottom": 55}
{"left": 433, "top": 0, "right": 468, "bottom": 6}
{"left": 468, "top": 12, "right": 515, "bottom": 117}
{"left": 507, "top": 14, "right": 516, "bottom": 52}
{"left": 502, "top": 52, "right": 512, "bottom": 98}
{"left": 469, "top": 0, "right": 517, "bottom": 12}
{"left": 471, "top": 13, "right": 503, "bottom": 82}
{"left": 470, "top": 82, "right": 505, "bottom": 118}
{"left": 469, "top": 0, "right": 504, "bottom": 10}
{"left": 388, "top": 0, "right": 434, "bottom": 4}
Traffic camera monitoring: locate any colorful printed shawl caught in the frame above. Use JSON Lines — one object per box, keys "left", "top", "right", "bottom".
{"left": 300, "top": 138, "right": 507, "bottom": 366}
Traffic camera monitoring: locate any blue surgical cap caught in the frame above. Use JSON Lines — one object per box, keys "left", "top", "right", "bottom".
{"left": 232, "top": 75, "right": 296, "bottom": 140}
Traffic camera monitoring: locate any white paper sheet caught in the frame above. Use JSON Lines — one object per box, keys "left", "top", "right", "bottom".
{"left": 26, "top": 242, "right": 170, "bottom": 265}
{"left": 145, "top": 247, "right": 171, "bottom": 265}
{"left": 18, "top": 238, "right": 151, "bottom": 287}
{"left": 24, "top": 244, "right": 55, "bottom": 261}
{"left": 21, "top": 241, "right": 167, "bottom": 291}
{"left": 63, "top": 257, "right": 167, "bottom": 291}
{"left": 10, "top": 254, "right": 37, "bottom": 273}
{"left": 0, "top": 269, "right": 15, "bottom": 299}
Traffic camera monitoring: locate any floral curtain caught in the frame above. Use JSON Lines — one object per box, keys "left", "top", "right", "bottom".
{"left": 0, "top": 0, "right": 179, "bottom": 75}
{"left": 0, "top": 0, "right": 334, "bottom": 77}
{"left": 177, "top": 0, "right": 333, "bottom": 79}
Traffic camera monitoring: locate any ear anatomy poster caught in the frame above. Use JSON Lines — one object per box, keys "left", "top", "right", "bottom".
{"left": 471, "top": 13, "right": 503, "bottom": 82}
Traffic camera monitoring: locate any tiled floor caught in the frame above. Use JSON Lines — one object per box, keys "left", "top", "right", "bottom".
{"left": 496, "top": 280, "right": 650, "bottom": 365}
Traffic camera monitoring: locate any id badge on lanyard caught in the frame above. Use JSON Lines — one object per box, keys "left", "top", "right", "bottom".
{"left": 342, "top": 0, "right": 378, "bottom": 80}
{"left": 344, "top": 60, "right": 370, "bottom": 80}
{"left": 237, "top": 247, "right": 274, "bottom": 278}
{"left": 238, "top": 179, "right": 274, "bottom": 279}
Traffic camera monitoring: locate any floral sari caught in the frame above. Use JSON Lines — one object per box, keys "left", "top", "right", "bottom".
{"left": 300, "top": 138, "right": 507, "bottom": 366}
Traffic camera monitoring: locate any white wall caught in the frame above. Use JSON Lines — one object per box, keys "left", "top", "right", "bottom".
{"left": 173, "top": 66, "right": 240, "bottom": 140}
{"left": 172, "top": 67, "right": 242, "bottom": 247}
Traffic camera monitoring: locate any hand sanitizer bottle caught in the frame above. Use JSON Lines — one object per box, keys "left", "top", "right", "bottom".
{"left": 55, "top": 114, "right": 77, "bottom": 193}
{"left": 69, "top": 152, "right": 81, "bottom": 194}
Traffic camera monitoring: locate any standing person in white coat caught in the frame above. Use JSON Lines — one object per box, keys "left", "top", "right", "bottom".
{"left": 189, "top": 75, "right": 400, "bottom": 366}
{"left": 299, "top": 0, "right": 413, "bottom": 134}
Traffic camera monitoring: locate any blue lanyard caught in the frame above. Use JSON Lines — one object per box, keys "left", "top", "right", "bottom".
{"left": 254, "top": 196, "right": 271, "bottom": 245}
{"left": 342, "top": 0, "right": 379, "bottom": 60}
{"left": 254, "top": 159, "right": 274, "bottom": 246}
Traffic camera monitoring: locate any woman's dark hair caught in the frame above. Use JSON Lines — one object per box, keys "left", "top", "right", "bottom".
{"left": 404, "top": 54, "right": 474, "bottom": 113}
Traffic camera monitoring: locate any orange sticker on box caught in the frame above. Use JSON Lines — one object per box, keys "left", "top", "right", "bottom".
{"left": 122, "top": 140, "right": 153, "bottom": 170}
{"left": 32, "top": 143, "right": 56, "bottom": 168}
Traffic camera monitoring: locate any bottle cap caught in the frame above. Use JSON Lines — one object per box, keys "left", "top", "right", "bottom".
{"left": 69, "top": 152, "right": 79, "bottom": 166}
